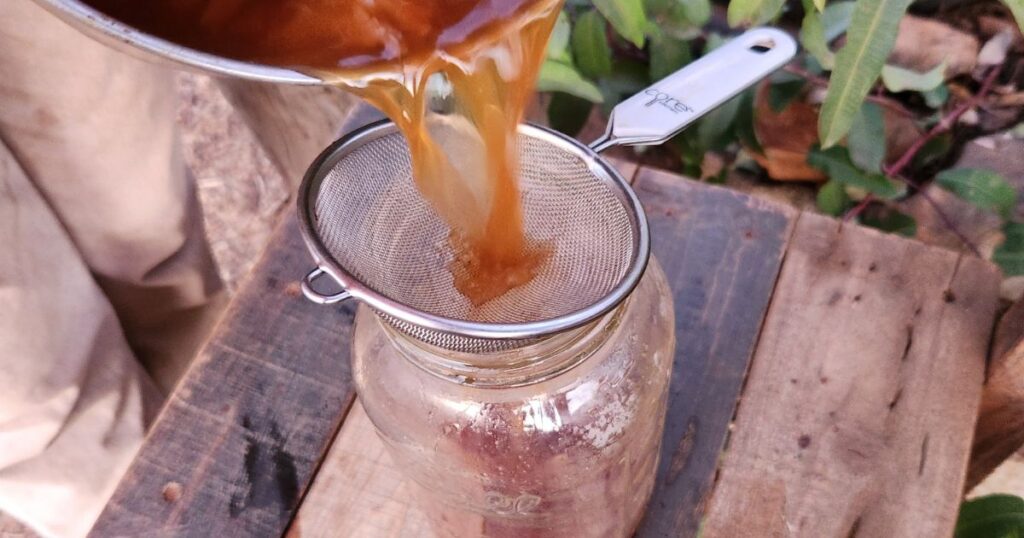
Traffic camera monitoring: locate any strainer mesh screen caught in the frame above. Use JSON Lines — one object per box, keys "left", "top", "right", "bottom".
{"left": 312, "top": 130, "right": 634, "bottom": 330}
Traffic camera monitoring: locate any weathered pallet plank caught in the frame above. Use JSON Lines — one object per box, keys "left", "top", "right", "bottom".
{"left": 633, "top": 168, "right": 797, "bottom": 538}
{"left": 969, "top": 297, "right": 1024, "bottom": 489}
{"left": 287, "top": 165, "right": 796, "bottom": 537}
{"left": 89, "top": 216, "right": 358, "bottom": 537}
{"left": 699, "top": 213, "right": 1000, "bottom": 538}
{"left": 286, "top": 402, "right": 434, "bottom": 538}
{"left": 90, "top": 84, "right": 361, "bottom": 536}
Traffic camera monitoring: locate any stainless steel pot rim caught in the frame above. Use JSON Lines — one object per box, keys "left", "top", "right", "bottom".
{"left": 38, "top": 0, "right": 320, "bottom": 84}
{"left": 297, "top": 120, "right": 652, "bottom": 341}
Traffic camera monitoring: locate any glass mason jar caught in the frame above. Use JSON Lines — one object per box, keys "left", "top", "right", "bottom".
{"left": 351, "top": 258, "right": 676, "bottom": 537}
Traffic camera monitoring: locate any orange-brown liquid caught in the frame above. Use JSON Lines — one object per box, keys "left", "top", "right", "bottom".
{"left": 84, "top": 0, "right": 560, "bottom": 305}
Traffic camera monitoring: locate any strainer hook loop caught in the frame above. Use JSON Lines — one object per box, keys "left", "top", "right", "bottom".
{"left": 301, "top": 267, "right": 352, "bottom": 305}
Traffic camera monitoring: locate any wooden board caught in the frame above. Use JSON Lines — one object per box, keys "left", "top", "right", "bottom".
{"left": 632, "top": 169, "right": 796, "bottom": 538}
{"left": 969, "top": 297, "right": 1024, "bottom": 488}
{"left": 288, "top": 166, "right": 797, "bottom": 537}
{"left": 89, "top": 216, "right": 358, "bottom": 537}
{"left": 699, "top": 213, "right": 1001, "bottom": 538}
{"left": 287, "top": 402, "right": 432, "bottom": 538}
{"left": 91, "top": 155, "right": 1004, "bottom": 536}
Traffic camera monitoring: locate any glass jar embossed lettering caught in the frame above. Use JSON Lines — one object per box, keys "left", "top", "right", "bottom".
{"left": 351, "top": 259, "right": 675, "bottom": 537}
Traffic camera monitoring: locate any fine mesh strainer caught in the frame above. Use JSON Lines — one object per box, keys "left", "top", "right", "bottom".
{"left": 299, "top": 28, "right": 796, "bottom": 353}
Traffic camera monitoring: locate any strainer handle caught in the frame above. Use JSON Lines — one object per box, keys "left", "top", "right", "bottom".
{"left": 590, "top": 27, "right": 797, "bottom": 152}
{"left": 301, "top": 267, "right": 353, "bottom": 305}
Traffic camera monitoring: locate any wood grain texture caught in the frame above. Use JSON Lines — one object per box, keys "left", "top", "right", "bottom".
{"left": 700, "top": 213, "right": 1001, "bottom": 538}
{"left": 632, "top": 168, "right": 797, "bottom": 538}
{"left": 968, "top": 297, "right": 1024, "bottom": 489}
{"left": 89, "top": 216, "right": 357, "bottom": 537}
{"left": 287, "top": 402, "right": 433, "bottom": 538}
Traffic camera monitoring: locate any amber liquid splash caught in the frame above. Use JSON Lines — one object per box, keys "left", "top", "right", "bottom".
{"left": 84, "top": 0, "right": 562, "bottom": 305}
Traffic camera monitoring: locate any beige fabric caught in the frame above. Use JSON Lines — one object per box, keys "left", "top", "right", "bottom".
{"left": 0, "top": 0, "right": 225, "bottom": 535}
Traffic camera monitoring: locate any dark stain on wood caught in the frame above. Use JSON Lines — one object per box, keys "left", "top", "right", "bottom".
{"left": 901, "top": 325, "right": 914, "bottom": 362}
{"left": 667, "top": 419, "right": 698, "bottom": 485}
{"left": 230, "top": 417, "right": 300, "bottom": 518}
{"left": 847, "top": 515, "right": 862, "bottom": 538}
{"left": 632, "top": 170, "right": 797, "bottom": 538}
{"left": 888, "top": 388, "right": 903, "bottom": 411}
{"left": 161, "top": 482, "right": 183, "bottom": 503}
{"left": 89, "top": 216, "right": 358, "bottom": 537}
{"left": 919, "top": 434, "right": 930, "bottom": 476}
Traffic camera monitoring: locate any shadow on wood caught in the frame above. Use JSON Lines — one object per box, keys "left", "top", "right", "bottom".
{"left": 968, "top": 298, "right": 1024, "bottom": 490}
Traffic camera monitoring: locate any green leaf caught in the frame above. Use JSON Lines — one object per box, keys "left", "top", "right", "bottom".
{"left": 956, "top": 513, "right": 1024, "bottom": 538}
{"left": 801, "top": 0, "right": 835, "bottom": 69}
{"left": 768, "top": 73, "right": 805, "bottom": 112}
{"left": 818, "top": 0, "right": 914, "bottom": 148}
{"left": 572, "top": 10, "right": 613, "bottom": 78}
{"left": 957, "top": 494, "right": 1024, "bottom": 537}
{"left": 547, "top": 92, "right": 594, "bottom": 137}
{"left": 649, "top": 33, "right": 692, "bottom": 81}
{"left": 881, "top": 62, "right": 945, "bottom": 92}
{"left": 735, "top": 89, "right": 763, "bottom": 154}
{"left": 911, "top": 133, "right": 952, "bottom": 169}
{"left": 936, "top": 168, "right": 1017, "bottom": 218}
{"left": 994, "top": 222, "right": 1024, "bottom": 276}
{"left": 697, "top": 93, "right": 743, "bottom": 151}
{"left": 547, "top": 10, "right": 572, "bottom": 61}
{"left": 727, "top": 0, "right": 787, "bottom": 26}
{"left": 807, "top": 145, "right": 903, "bottom": 198}
{"left": 861, "top": 208, "right": 917, "bottom": 236}
{"left": 598, "top": 58, "right": 647, "bottom": 99}
{"left": 822, "top": 2, "right": 857, "bottom": 42}
{"left": 922, "top": 84, "right": 949, "bottom": 108}
{"left": 537, "top": 61, "right": 604, "bottom": 102}
{"left": 644, "top": 0, "right": 706, "bottom": 39}
{"left": 848, "top": 102, "right": 886, "bottom": 173}
{"left": 669, "top": 132, "right": 705, "bottom": 177}
{"left": 1000, "top": 0, "right": 1024, "bottom": 35}
{"left": 1013, "top": 122, "right": 1024, "bottom": 139}
{"left": 703, "top": 32, "right": 727, "bottom": 54}
{"left": 679, "top": 0, "right": 712, "bottom": 27}
{"left": 817, "top": 180, "right": 851, "bottom": 215}
{"left": 593, "top": 0, "right": 648, "bottom": 47}
{"left": 814, "top": 0, "right": 826, "bottom": 10}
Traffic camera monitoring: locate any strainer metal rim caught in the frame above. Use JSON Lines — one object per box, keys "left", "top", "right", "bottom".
{"left": 297, "top": 119, "right": 651, "bottom": 341}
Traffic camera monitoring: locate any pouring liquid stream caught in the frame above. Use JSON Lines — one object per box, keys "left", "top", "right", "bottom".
{"left": 83, "top": 0, "right": 564, "bottom": 306}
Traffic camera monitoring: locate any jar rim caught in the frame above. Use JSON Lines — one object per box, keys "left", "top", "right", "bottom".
{"left": 373, "top": 300, "right": 627, "bottom": 388}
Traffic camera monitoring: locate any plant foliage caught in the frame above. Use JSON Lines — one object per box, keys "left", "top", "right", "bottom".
{"left": 540, "top": 0, "right": 1024, "bottom": 276}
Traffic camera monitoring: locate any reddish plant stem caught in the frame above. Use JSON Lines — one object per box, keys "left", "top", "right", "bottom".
{"left": 844, "top": 194, "right": 874, "bottom": 223}
{"left": 873, "top": 66, "right": 1000, "bottom": 258}
{"left": 894, "top": 173, "right": 984, "bottom": 257}
{"left": 882, "top": 66, "right": 1001, "bottom": 178}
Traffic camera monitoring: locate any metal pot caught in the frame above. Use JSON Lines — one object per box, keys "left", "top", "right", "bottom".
{"left": 30, "top": 0, "right": 319, "bottom": 84}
